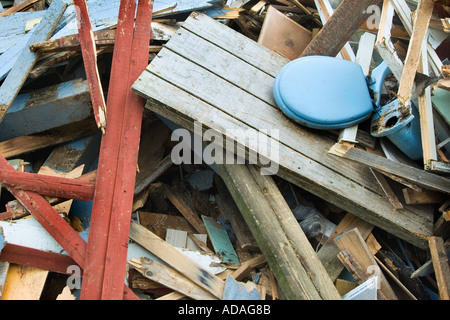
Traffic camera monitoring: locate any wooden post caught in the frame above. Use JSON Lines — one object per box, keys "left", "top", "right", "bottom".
{"left": 215, "top": 163, "right": 341, "bottom": 300}
{"left": 300, "top": 0, "right": 382, "bottom": 58}
{"left": 73, "top": 0, "right": 107, "bottom": 132}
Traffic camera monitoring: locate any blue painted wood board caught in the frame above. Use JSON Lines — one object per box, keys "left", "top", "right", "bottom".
{"left": 0, "top": 79, "right": 92, "bottom": 142}
{"left": 0, "top": 0, "right": 69, "bottom": 122}
{"left": 202, "top": 215, "right": 240, "bottom": 264}
{"left": 222, "top": 275, "right": 261, "bottom": 300}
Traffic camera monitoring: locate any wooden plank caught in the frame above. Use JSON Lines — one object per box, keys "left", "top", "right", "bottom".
{"left": 0, "top": 79, "right": 92, "bottom": 142}
{"left": 163, "top": 184, "right": 207, "bottom": 234}
{"left": 216, "top": 163, "right": 340, "bottom": 300}
{"left": 0, "top": 168, "right": 95, "bottom": 201}
{"left": 317, "top": 212, "right": 374, "bottom": 282}
{"left": 329, "top": 144, "right": 450, "bottom": 194}
{"left": 2, "top": 264, "right": 48, "bottom": 300}
{"left": 0, "top": 118, "right": 98, "bottom": 160}
{"left": 397, "top": 0, "right": 436, "bottom": 115}
{"left": 202, "top": 215, "right": 240, "bottom": 264}
{"left": 73, "top": 0, "right": 107, "bottom": 132}
{"left": 129, "top": 221, "right": 225, "bottom": 299}
{"left": 370, "top": 168, "right": 404, "bottom": 210}
{"left": 80, "top": 0, "right": 137, "bottom": 300}
{"left": 100, "top": 0, "right": 153, "bottom": 300}
{"left": 335, "top": 228, "right": 398, "bottom": 300}
{"left": 0, "top": 243, "right": 78, "bottom": 275}
{"left": 0, "top": 0, "right": 69, "bottom": 123}
{"left": 138, "top": 211, "right": 197, "bottom": 240}
{"left": 231, "top": 255, "right": 266, "bottom": 281}
{"left": 128, "top": 257, "right": 217, "bottom": 300}
{"left": 402, "top": 188, "right": 446, "bottom": 205}
{"left": 429, "top": 236, "right": 450, "bottom": 300}
{"left": 300, "top": 0, "right": 381, "bottom": 58}
{"left": 0, "top": 0, "right": 41, "bottom": 17}
{"left": 375, "top": 0, "right": 404, "bottom": 81}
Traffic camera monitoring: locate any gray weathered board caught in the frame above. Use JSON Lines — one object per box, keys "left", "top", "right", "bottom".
{"left": 132, "top": 12, "right": 433, "bottom": 249}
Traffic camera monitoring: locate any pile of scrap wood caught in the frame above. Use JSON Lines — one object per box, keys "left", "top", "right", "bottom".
{"left": 0, "top": 0, "right": 449, "bottom": 301}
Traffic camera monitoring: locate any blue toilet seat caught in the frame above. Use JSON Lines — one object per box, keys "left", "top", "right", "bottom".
{"left": 273, "top": 56, "right": 374, "bottom": 130}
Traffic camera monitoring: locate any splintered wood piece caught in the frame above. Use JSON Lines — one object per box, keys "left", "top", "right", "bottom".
{"left": 0, "top": 0, "right": 68, "bottom": 123}
{"left": 317, "top": 212, "right": 374, "bottom": 282}
{"left": 335, "top": 228, "right": 397, "bottom": 300}
{"left": 73, "top": 0, "right": 107, "bottom": 132}
{"left": 128, "top": 257, "right": 217, "bottom": 300}
{"left": 129, "top": 221, "right": 225, "bottom": 299}
{"left": 429, "top": 236, "right": 450, "bottom": 300}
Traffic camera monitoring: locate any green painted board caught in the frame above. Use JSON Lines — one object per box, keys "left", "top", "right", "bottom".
{"left": 432, "top": 88, "right": 450, "bottom": 126}
{"left": 201, "top": 215, "right": 240, "bottom": 265}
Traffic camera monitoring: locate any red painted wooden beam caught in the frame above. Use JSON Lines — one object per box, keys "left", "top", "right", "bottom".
{"left": 0, "top": 167, "right": 95, "bottom": 201}
{"left": 0, "top": 155, "right": 138, "bottom": 300}
{"left": 73, "top": 0, "right": 107, "bottom": 132}
{"left": 80, "top": 0, "right": 138, "bottom": 300}
{"left": 101, "top": 0, "right": 154, "bottom": 300}
{"left": 0, "top": 243, "right": 79, "bottom": 275}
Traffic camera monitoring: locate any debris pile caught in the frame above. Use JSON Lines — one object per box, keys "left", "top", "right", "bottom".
{"left": 0, "top": 0, "right": 449, "bottom": 301}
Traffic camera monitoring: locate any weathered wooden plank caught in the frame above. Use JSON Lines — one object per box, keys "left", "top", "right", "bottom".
{"left": 335, "top": 228, "right": 397, "bottom": 300}
{"left": 73, "top": 0, "right": 107, "bottom": 132}
{"left": 101, "top": 0, "right": 154, "bottom": 300}
{"left": 80, "top": 0, "right": 138, "bottom": 300}
{"left": 0, "top": 0, "right": 69, "bottom": 123}
{"left": 300, "top": 0, "right": 382, "bottom": 58}
{"left": 0, "top": 168, "right": 95, "bottom": 201}
{"left": 128, "top": 257, "right": 217, "bottom": 300}
{"left": 129, "top": 221, "right": 225, "bottom": 299}
{"left": 317, "top": 213, "right": 374, "bottom": 282}
{"left": 0, "top": 243, "right": 78, "bottom": 275}
{"left": 0, "top": 0, "right": 41, "bottom": 17}
{"left": 429, "top": 236, "right": 450, "bottom": 300}
{"left": 329, "top": 144, "right": 450, "bottom": 194}
{"left": 397, "top": 0, "right": 436, "bottom": 115}
{"left": 215, "top": 163, "right": 339, "bottom": 300}
{"left": 0, "top": 79, "right": 92, "bottom": 142}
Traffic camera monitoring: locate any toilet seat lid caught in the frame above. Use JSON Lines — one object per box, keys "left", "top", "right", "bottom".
{"left": 273, "top": 56, "right": 373, "bottom": 130}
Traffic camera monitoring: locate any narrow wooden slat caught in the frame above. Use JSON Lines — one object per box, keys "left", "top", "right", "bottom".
{"left": 397, "top": 0, "right": 436, "bottom": 114}
{"left": 0, "top": 0, "right": 69, "bottom": 122}
{"left": 429, "top": 236, "right": 450, "bottom": 300}
{"left": 329, "top": 144, "right": 450, "bottom": 194}
{"left": 73, "top": 0, "right": 107, "bottom": 132}
{"left": 0, "top": 0, "right": 41, "bottom": 17}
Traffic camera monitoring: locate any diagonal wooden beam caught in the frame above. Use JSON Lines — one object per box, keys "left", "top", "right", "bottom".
{"left": 73, "top": 0, "right": 107, "bottom": 132}
{"left": 0, "top": 167, "right": 95, "bottom": 201}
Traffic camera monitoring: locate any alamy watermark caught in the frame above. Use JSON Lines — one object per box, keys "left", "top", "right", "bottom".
{"left": 170, "top": 121, "right": 280, "bottom": 175}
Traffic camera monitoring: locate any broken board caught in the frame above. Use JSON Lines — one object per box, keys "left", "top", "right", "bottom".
{"left": 131, "top": 12, "right": 433, "bottom": 249}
